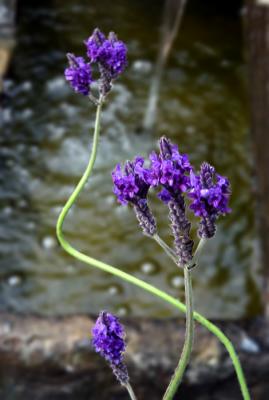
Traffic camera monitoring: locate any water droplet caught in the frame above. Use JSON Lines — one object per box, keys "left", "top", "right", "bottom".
{"left": 26, "top": 221, "right": 36, "bottom": 231}
{"left": 170, "top": 275, "right": 184, "bottom": 288}
{"left": 8, "top": 275, "right": 22, "bottom": 287}
{"left": 21, "top": 81, "right": 32, "bottom": 92}
{"left": 240, "top": 335, "right": 260, "bottom": 353}
{"left": 185, "top": 125, "right": 196, "bottom": 134}
{"left": 0, "top": 322, "right": 11, "bottom": 335}
{"left": 105, "top": 195, "right": 115, "bottom": 205}
{"left": 141, "top": 262, "right": 156, "bottom": 275}
{"left": 65, "top": 364, "right": 75, "bottom": 373}
{"left": 2, "top": 108, "right": 11, "bottom": 123}
{"left": 115, "top": 206, "right": 128, "bottom": 216}
{"left": 220, "top": 59, "right": 231, "bottom": 68}
{"left": 60, "top": 102, "right": 78, "bottom": 118}
{"left": 46, "top": 76, "right": 67, "bottom": 96}
{"left": 52, "top": 206, "right": 62, "bottom": 216}
{"left": 42, "top": 236, "right": 56, "bottom": 250}
{"left": 65, "top": 265, "right": 75, "bottom": 274}
{"left": 19, "top": 168, "right": 29, "bottom": 178}
{"left": 17, "top": 143, "right": 26, "bottom": 152}
{"left": 117, "top": 305, "right": 130, "bottom": 316}
{"left": 18, "top": 199, "right": 27, "bottom": 209}
{"left": 132, "top": 60, "right": 152, "bottom": 73}
{"left": 6, "top": 159, "right": 14, "bottom": 167}
{"left": 3, "top": 206, "right": 12, "bottom": 216}
{"left": 46, "top": 124, "right": 65, "bottom": 141}
{"left": 108, "top": 285, "right": 119, "bottom": 296}
{"left": 30, "top": 146, "right": 39, "bottom": 156}
{"left": 19, "top": 109, "right": 33, "bottom": 120}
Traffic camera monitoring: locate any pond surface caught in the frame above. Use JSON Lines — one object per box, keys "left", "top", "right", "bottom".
{"left": 0, "top": 0, "right": 262, "bottom": 318}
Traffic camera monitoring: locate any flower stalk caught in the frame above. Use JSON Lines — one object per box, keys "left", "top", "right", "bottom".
{"left": 156, "top": 237, "right": 208, "bottom": 399}
{"left": 124, "top": 382, "right": 138, "bottom": 400}
{"left": 56, "top": 98, "right": 103, "bottom": 244}
{"left": 56, "top": 53, "right": 250, "bottom": 400}
{"left": 56, "top": 95, "right": 250, "bottom": 400}
{"left": 163, "top": 266, "right": 193, "bottom": 400}
{"left": 153, "top": 234, "right": 178, "bottom": 264}
{"left": 56, "top": 104, "right": 251, "bottom": 400}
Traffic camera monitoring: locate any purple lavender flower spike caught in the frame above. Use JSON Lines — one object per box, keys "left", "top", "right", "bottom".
{"left": 112, "top": 157, "right": 157, "bottom": 236}
{"left": 188, "top": 162, "right": 231, "bottom": 239}
{"left": 92, "top": 311, "right": 129, "bottom": 385}
{"left": 168, "top": 196, "right": 194, "bottom": 266}
{"left": 85, "top": 28, "right": 106, "bottom": 62}
{"left": 85, "top": 28, "right": 127, "bottom": 96}
{"left": 64, "top": 53, "right": 93, "bottom": 96}
{"left": 149, "top": 137, "right": 194, "bottom": 266}
{"left": 148, "top": 137, "right": 193, "bottom": 199}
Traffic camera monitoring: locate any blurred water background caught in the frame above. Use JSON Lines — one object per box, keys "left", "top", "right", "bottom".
{"left": 0, "top": 0, "right": 262, "bottom": 319}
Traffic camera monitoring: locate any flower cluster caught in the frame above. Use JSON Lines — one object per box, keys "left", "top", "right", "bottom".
{"left": 92, "top": 311, "right": 129, "bottom": 385}
{"left": 188, "top": 162, "right": 231, "bottom": 238}
{"left": 148, "top": 137, "right": 192, "bottom": 203}
{"left": 65, "top": 54, "right": 93, "bottom": 96}
{"left": 86, "top": 30, "right": 127, "bottom": 80}
{"left": 148, "top": 137, "right": 194, "bottom": 265}
{"left": 112, "top": 157, "right": 150, "bottom": 206}
{"left": 65, "top": 28, "right": 127, "bottom": 98}
{"left": 112, "top": 137, "right": 231, "bottom": 265}
{"left": 112, "top": 157, "right": 157, "bottom": 236}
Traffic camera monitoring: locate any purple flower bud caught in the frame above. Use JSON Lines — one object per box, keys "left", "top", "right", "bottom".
{"left": 64, "top": 53, "right": 93, "bottom": 96}
{"left": 112, "top": 157, "right": 157, "bottom": 236}
{"left": 134, "top": 199, "right": 157, "bottom": 236}
{"left": 188, "top": 162, "right": 231, "bottom": 238}
{"left": 92, "top": 311, "right": 129, "bottom": 385}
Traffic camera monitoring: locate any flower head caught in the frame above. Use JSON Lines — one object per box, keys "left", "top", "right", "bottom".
{"left": 112, "top": 157, "right": 157, "bottom": 236}
{"left": 85, "top": 28, "right": 106, "bottom": 62}
{"left": 112, "top": 156, "right": 150, "bottom": 206}
{"left": 64, "top": 53, "right": 93, "bottom": 96}
{"left": 92, "top": 311, "right": 129, "bottom": 384}
{"left": 148, "top": 137, "right": 194, "bottom": 264}
{"left": 188, "top": 162, "right": 231, "bottom": 238}
{"left": 149, "top": 137, "right": 192, "bottom": 203}
{"left": 85, "top": 28, "right": 127, "bottom": 95}
{"left": 65, "top": 28, "right": 127, "bottom": 99}
{"left": 92, "top": 311, "right": 126, "bottom": 365}
{"left": 86, "top": 29, "right": 127, "bottom": 79}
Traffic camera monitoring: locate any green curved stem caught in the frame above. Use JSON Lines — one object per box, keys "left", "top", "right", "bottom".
{"left": 56, "top": 103, "right": 251, "bottom": 400}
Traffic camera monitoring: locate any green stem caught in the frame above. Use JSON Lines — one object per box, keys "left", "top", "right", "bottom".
{"left": 56, "top": 104, "right": 251, "bottom": 400}
{"left": 124, "top": 382, "right": 138, "bottom": 400}
{"left": 191, "top": 238, "right": 206, "bottom": 268}
{"left": 163, "top": 267, "right": 193, "bottom": 399}
{"left": 153, "top": 234, "right": 178, "bottom": 264}
{"left": 56, "top": 99, "right": 103, "bottom": 240}
{"left": 160, "top": 239, "right": 203, "bottom": 399}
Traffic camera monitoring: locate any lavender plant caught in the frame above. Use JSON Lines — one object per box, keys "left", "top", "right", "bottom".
{"left": 92, "top": 311, "right": 137, "bottom": 399}
{"left": 112, "top": 137, "right": 232, "bottom": 398}
{"left": 57, "top": 27, "right": 251, "bottom": 400}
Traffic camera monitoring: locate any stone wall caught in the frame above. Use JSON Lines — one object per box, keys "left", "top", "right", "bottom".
{"left": 0, "top": 312, "right": 268, "bottom": 399}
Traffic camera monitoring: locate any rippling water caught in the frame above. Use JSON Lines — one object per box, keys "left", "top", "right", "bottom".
{"left": 0, "top": 0, "right": 262, "bottom": 318}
